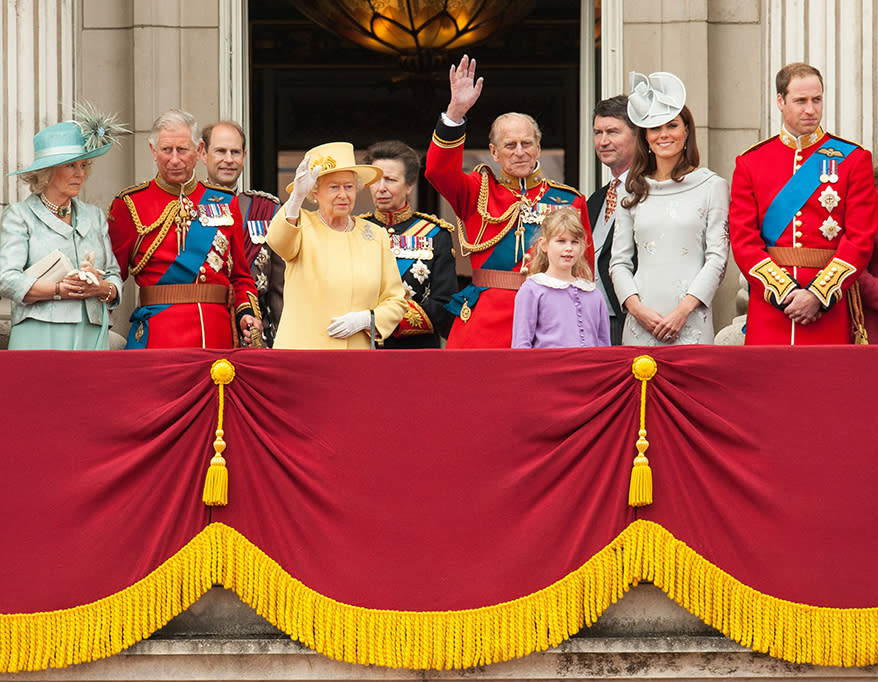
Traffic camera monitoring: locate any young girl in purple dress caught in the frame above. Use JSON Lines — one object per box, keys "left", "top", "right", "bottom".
{"left": 512, "top": 208, "right": 610, "bottom": 348}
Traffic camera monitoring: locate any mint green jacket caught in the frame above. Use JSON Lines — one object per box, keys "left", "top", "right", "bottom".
{"left": 0, "top": 194, "right": 122, "bottom": 325}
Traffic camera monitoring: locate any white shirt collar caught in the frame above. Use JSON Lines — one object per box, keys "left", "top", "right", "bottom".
{"left": 530, "top": 272, "right": 596, "bottom": 291}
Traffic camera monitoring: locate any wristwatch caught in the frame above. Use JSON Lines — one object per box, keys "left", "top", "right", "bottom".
{"left": 53, "top": 282, "right": 62, "bottom": 300}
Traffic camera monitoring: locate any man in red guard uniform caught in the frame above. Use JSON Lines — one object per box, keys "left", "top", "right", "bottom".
{"left": 201, "top": 120, "right": 283, "bottom": 346}
{"left": 730, "top": 62, "right": 878, "bottom": 344}
{"left": 425, "top": 55, "right": 593, "bottom": 348}
{"left": 108, "top": 109, "right": 262, "bottom": 348}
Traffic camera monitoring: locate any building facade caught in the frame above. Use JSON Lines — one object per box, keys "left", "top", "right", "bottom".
{"left": 2, "top": 0, "right": 877, "bottom": 337}
{"left": 1, "top": 5, "right": 878, "bottom": 678}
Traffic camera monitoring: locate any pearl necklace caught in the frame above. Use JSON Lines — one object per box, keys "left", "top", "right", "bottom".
{"left": 40, "top": 194, "right": 71, "bottom": 218}
{"left": 318, "top": 212, "right": 353, "bottom": 233}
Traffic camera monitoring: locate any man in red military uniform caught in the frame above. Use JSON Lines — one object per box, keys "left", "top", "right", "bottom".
{"left": 730, "top": 62, "right": 878, "bottom": 344}
{"left": 425, "top": 55, "right": 593, "bottom": 348}
{"left": 108, "top": 109, "right": 262, "bottom": 348}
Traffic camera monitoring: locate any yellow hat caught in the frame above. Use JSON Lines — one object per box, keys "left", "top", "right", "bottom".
{"left": 285, "top": 141, "right": 382, "bottom": 194}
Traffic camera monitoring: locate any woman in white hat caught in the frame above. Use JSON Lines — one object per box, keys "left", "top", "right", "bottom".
{"left": 609, "top": 72, "right": 729, "bottom": 346}
{"left": 267, "top": 142, "right": 406, "bottom": 349}
{"left": 0, "top": 107, "right": 125, "bottom": 349}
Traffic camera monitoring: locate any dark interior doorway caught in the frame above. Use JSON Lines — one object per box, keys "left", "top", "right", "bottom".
{"left": 249, "top": 1, "right": 584, "bottom": 214}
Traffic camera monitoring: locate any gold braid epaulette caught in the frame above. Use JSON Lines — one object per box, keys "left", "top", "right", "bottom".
{"left": 203, "top": 182, "right": 235, "bottom": 195}
{"left": 124, "top": 195, "right": 187, "bottom": 276}
{"left": 413, "top": 211, "right": 454, "bottom": 233}
{"left": 543, "top": 178, "right": 583, "bottom": 198}
{"left": 457, "top": 167, "right": 522, "bottom": 255}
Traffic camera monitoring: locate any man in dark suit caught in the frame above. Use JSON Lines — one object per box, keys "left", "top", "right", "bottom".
{"left": 586, "top": 95, "right": 637, "bottom": 345}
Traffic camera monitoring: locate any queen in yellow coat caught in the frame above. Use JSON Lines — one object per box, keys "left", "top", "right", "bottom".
{"left": 268, "top": 142, "right": 406, "bottom": 349}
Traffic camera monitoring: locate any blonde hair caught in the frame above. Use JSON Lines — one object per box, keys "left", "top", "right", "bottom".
{"left": 20, "top": 161, "right": 93, "bottom": 195}
{"left": 528, "top": 207, "right": 592, "bottom": 280}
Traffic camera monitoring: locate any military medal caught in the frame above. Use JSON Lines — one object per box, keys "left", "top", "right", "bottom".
{"left": 828, "top": 160, "right": 839, "bottom": 184}
{"left": 248, "top": 220, "right": 269, "bottom": 244}
{"left": 518, "top": 184, "right": 552, "bottom": 225}
{"left": 391, "top": 235, "right": 434, "bottom": 260}
{"left": 207, "top": 250, "right": 223, "bottom": 272}
{"left": 212, "top": 231, "right": 230, "bottom": 255}
{"left": 820, "top": 217, "right": 841, "bottom": 240}
{"left": 819, "top": 186, "right": 840, "bottom": 212}
{"left": 199, "top": 203, "right": 234, "bottom": 226}
{"left": 410, "top": 259, "right": 430, "bottom": 284}
{"left": 520, "top": 202, "right": 540, "bottom": 224}
{"left": 819, "top": 160, "right": 829, "bottom": 184}
{"left": 460, "top": 299, "right": 472, "bottom": 323}
{"left": 255, "top": 247, "right": 270, "bottom": 268}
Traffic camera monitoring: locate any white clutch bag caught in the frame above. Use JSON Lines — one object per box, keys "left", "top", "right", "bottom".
{"left": 24, "top": 249, "right": 74, "bottom": 282}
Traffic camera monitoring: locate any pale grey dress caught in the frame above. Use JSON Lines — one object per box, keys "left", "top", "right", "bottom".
{"left": 609, "top": 167, "right": 729, "bottom": 346}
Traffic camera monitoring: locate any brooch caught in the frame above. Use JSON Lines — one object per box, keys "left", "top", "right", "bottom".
{"left": 207, "top": 250, "right": 223, "bottom": 272}
{"left": 212, "top": 231, "right": 230, "bottom": 255}
{"left": 820, "top": 217, "right": 841, "bottom": 240}
{"left": 818, "top": 186, "right": 840, "bottom": 212}
{"left": 410, "top": 259, "right": 431, "bottom": 284}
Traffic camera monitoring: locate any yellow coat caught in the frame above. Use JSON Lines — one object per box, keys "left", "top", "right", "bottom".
{"left": 267, "top": 209, "right": 407, "bottom": 349}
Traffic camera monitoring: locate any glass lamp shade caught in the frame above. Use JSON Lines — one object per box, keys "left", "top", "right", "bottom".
{"left": 289, "top": 0, "right": 536, "bottom": 72}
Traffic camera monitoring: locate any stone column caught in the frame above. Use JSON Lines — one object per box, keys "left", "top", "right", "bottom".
{"left": 766, "top": 0, "right": 875, "bottom": 149}
{"left": 78, "top": 0, "right": 226, "bottom": 338}
{"left": 0, "top": 0, "right": 78, "bottom": 345}
{"left": 1, "top": 0, "right": 78, "bottom": 208}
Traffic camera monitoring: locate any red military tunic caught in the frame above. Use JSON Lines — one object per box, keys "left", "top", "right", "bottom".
{"left": 426, "top": 117, "right": 593, "bottom": 349}
{"left": 730, "top": 127, "right": 878, "bottom": 344}
{"left": 108, "top": 176, "right": 259, "bottom": 348}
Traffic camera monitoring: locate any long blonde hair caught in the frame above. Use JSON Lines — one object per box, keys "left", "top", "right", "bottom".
{"left": 528, "top": 207, "right": 593, "bottom": 280}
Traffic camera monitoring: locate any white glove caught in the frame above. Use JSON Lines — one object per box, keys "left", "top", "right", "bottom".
{"left": 284, "top": 155, "right": 321, "bottom": 219}
{"left": 327, "top": 310, "right": 371, "bottom": 339}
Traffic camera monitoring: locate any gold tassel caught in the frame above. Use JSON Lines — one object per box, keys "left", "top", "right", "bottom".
{"left": 203, "top": 359, "right": 236, "bottom": 506}
{"left": 629, "top": 355, "right": 657, "bottom": 507}
{"left": 202, "top": 446, "right": 228, "bottom": 506}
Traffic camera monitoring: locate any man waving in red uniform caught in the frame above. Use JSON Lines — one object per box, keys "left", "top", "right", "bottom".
{"left": 426, "top": 55, "right": 593, "bottom": 348}
{"left": 730, "top": 63, "right": 878, "bottom": 344}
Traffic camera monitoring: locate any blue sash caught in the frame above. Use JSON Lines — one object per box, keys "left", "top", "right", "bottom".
{"left": 126, "top": 190, "right": 230, "bottom": 348}
{"left": 761, "top": 138, "right": 857, "bottom": 246}
{"left": 446, "top": 186, "right": 577, "bottom": 317}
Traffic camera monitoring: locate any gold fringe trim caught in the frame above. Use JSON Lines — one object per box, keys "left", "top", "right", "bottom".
{"left": 0, "top": 525, "right": 220, "bottom": 673}
{"left": 3, "top": 521, "right": 878, "bottom": 672}
{"left": 625, "top": 520, "right": 878, "bottom": 668}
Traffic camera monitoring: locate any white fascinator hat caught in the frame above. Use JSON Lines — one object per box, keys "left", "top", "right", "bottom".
{"left": 627, "top": 71, "right": 686, "bottom": 128}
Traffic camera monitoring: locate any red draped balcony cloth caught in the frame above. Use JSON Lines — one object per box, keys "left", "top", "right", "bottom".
{"left": 0, "top": 347, "right": 876, "bottom": 672}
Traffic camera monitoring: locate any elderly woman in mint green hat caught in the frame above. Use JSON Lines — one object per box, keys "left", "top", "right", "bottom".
{"left": 0, "top": 107, "right": 126, "bottom": 349}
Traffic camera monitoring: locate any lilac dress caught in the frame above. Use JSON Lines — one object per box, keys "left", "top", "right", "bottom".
{"left": 512, "top": 273, "right": 611, "bottom": 348}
